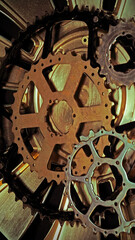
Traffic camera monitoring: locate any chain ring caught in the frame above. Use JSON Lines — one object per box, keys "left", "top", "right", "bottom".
{"left": 64, "top": 128, "right": 135, "bottom": 237}
{"left": 97, "top": 20, "right": 135, "bottom": 86}
{"left": 11, "top": 51, "right": 112, "bottom": 183}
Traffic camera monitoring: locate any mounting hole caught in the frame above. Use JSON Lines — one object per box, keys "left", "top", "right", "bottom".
{"left": 57, "top": 174, "right": 60, "bottom": 178}
{"left": 83, "top": 38, "right": 87, "bottom": 42}
{"left": 21, "top": 147, "right": 24, "bottom": 151}
{"left": 116, "top": 161, "right": 119, "bottom": 165}
{"left": 50, "top": 59, "right": 52, "bottom": 63}
{"left": 114, "top": 202, "right": 117, "bottom": 206}
{"left": 106, "top": 115, "right": 109, "bottom": 119}
{"left": 101, "top": 130, "right": 104, "bottom": 133}
{"left": 41, "top": 63, "right": 44, "bottom": 66}
{"left": 22, "top": 85, "right": 24, "bottom": 88}
{"left": 27, "top": 76, "right": 29, "bottom": 79}
{"left": 84, "top": 65, "right": 87, "bottom": 69}
{"left": 49, "top": 100, "right": 52, "bottom": 104}
{"left": 34, "top": 69, "right": 36, "bottom": 72}
{"left": 18, "top": 137, "right": 20, "bottom": 141}
{"left": 58, "top": 57, "right": 61, "bottom": 61}
{"left": 15, "top": 116, "right": 17, "bottom": 119}
{"left": 73, "top": 113, "right": 76, "bottom": 118}
{"left": 97, "top": 162, "right": 100, "bottom": 165}
{"left": 83, "top": 166, "right": 86, "bottom": 169}
{"left": 91, "top": 73, "right": 94, "bottom": 76}
{"left": 105, "top": 103, "right": 108, "bottom": 107}
{"left": 97, "top": 81, "right": 100, "bottom": 85}
{"left": 109, "top": 65, "right": 112, "bottom": 69}
{"left": 75, "top": 171, "right": 78, "bottom": 175}
{"left": 65, "top": 168, "right": 67, "bottom": 171}
{"left": 91, "top": 159, "right": 93, "bottom": 162}
{"left": 76, "top": 213, "right": 79, "bottom": 217}
{"left": 15, "top": 127, "right": 18, "bottom": 130}
{"left": 122, "top": 31, "right": 125, "bottom": 35}
{"left": 26, "top": 156, "right": 29, "bottom": 159}
{"left": 123, "top": 183, "right": 126, "bottom": 186}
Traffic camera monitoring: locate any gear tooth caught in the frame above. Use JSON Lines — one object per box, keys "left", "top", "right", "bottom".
{"left": 80, "top": 135, "right": 87, "bottom": 141}
{"left": 89, "top": 130, "right": 94, "bottom": 138}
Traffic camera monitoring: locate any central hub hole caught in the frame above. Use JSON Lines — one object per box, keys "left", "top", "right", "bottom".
{"left": 92, "top": 163, "right": 123, "bottom": 201}
{"left": 49, "top": 100, "right": 73, "bottom": 134}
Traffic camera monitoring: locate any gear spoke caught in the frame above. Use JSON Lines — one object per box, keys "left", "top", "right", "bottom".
{"left": 63, "top": 61, "right": 83, "bottom": 96}
{"left": 79, "top": 105, "right": 105, "bottom": 123}
{"left": 16, "top": 113, "right": 41, "bottom": 129}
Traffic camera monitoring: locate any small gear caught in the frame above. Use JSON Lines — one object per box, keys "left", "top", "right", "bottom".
{"left": 64, "top": 128, "right": 135, "bottom": 237}
{"left": 97, "top": 20, "right": 135, "bottom": 86}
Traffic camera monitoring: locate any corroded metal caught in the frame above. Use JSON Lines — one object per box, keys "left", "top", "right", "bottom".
{"left": 11, "top": 52, "right": 111, "bottom": 183}
{"left": 97, "top": 21, "right": 135, "bottom": 86}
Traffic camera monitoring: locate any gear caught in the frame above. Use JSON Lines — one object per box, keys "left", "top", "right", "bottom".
{"left": 11, "top": 51, "right": 112, "bottom": 184}
{"left": 64, "top": 128, "right": 135, "bottom": 236}
{"left": 97, "top": 20, "right": 135, "bottom": 86}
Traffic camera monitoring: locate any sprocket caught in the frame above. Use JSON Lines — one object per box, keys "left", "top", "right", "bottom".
{"left": 11, "top": 51, "right": 112, "bottom": 184}
{"left": 64, "top": 128, "right": 135, "bottom": 237}
{"left": 97, "top": 20, "right": 135, "bottom": 86}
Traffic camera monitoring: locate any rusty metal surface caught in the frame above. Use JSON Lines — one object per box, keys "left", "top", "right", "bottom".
{"left": 0, "top": 0, "right": 135, "bottom": 239}
{"left": 11, "top": 52, "right": 111, "bottom": 184}
{"left": 97, "top": 21, "right": 135, "bottom": 86}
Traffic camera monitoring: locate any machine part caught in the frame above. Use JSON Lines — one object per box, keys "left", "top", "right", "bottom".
{"left": 97, "top": 20, "right": 135, "bottom": 86}
{"left": 1, "top": 1, "right": 135, "bottom": 240}
{"left": 11, "top": 51, "right": 111, "bottom": 184}
{"left": 64, "top": 128, "right": 135, "bottom": 236}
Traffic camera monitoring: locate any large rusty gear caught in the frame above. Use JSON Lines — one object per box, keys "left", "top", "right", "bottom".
{"left": 11, "top": 51, "right": 112, "bottom": 184}
{"left": 97, "top": 20, "right": 135, "bottom": 86}
{"left": 64, "top": 128, "right": 135, "bottom": 237}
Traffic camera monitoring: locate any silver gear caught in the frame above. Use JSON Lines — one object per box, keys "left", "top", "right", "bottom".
{"left": 64, "top": 128, "right": 135, "bottom": 237}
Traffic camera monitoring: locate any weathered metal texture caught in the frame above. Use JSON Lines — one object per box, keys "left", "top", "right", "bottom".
{"left": 11, "top": 52, "right": 111, "bottom": 184}
{"left": 97, "top": 21, "right": 135, "bottom": 86}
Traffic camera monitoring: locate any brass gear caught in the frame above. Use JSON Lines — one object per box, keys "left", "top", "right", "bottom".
{"left": 11, "top": 51, "right": 112, "bottom": 184}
